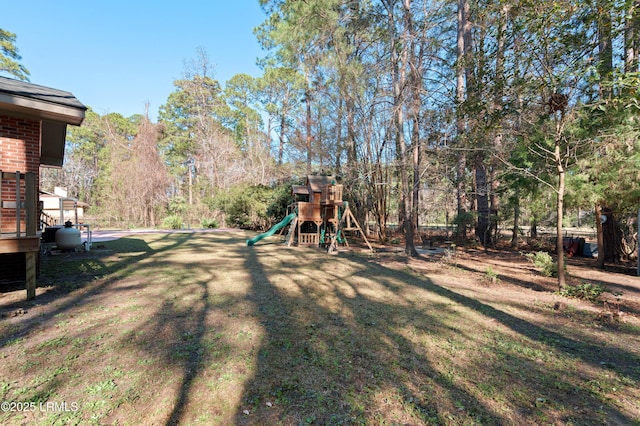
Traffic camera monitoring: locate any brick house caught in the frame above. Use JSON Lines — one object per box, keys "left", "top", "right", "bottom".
{"left": 0, "top": 76, "right": 86, "bottom": 299}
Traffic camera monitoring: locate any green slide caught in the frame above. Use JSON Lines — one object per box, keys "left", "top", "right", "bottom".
{"left": 246, "top": 212, "right": 296, "bottom": 246}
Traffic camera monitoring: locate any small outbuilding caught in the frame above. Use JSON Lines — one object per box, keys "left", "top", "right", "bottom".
{"left": 40, "top": 187, "right": 89, "bottom": 226}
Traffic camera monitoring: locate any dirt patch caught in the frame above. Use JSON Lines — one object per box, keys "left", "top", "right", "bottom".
{"left": 448, "top": 247, "right": 640, "bottom": 317}
{"left": 372, "top": 237, "right": 640, "bottom": 320}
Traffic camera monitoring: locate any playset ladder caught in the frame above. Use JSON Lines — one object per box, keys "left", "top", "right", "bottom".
{"left": 285, "top": 215, "right": 298, "bottom": 247}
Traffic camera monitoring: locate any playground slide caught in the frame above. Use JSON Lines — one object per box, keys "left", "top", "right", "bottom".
{"left": 246, "top": 212, "right": 296, "bottom": 246}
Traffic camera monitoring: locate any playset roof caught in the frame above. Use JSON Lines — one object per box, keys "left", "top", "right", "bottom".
{"left": 305, "top": 175, "right": 337, "bottom": 192}
{"left": 291, "top": 185, "right": 309, "bottom": 195}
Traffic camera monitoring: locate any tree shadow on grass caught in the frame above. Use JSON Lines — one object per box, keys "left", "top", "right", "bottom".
{"left": 160, "top": 269, "right": 210, "bottom": 426}
{"left": 117, "top": 231, "right": 250, "bottom": 425}
{"left": 236, "top": 247, "right": 640, "bottom": 424}
{"left": 1, "top": 233, "right": 638, "bottom": 424}
{"left": 238, "top": 247, "right": 507, "bottom": 424}
{"left": 1, "top": 231, "right": 257, "bottom": 425}
{"left": 0, "top": 237, "right": 155, "bottom": 310}
{"left": 0, "top": 232, "right": 221, "bottom": 425}
{"left": 0, "top": 234, "right": 191, "bottom": 347}
{"left": 0, "top": 231, "right": 251, "bottom": 424}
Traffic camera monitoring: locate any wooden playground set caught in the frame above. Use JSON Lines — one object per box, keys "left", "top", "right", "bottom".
{"left": 247, "top": 175, "right": 373, "bottom": 253}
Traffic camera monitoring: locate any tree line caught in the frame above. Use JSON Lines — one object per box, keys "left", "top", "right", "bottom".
{"left": 2, "top": 0, "right": 639, "bottom": 286}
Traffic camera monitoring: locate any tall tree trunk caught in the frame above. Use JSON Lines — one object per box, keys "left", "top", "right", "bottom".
{"left": 305, "top": 89, "right": 313, "bottom": 175}
{"left": 594, "top": 2, "right": 619, "bottom": 268}
{"left": 316, "top": 108, "right": 324, "bottom": 171}
{"left": 455, "top": 0, "right": 470, "bottom": 240}
{"left": 595, "top": 204, "right": 605, "bottom": 268}
{"left": 345, "top": 97, "right": 357, "bottom": 175}
{"left": 598, "top": 0, "right": 613, "bottom": 97}
{"left": 411, "top": 124, "right": 420, "bottom": 250}
{"left": 399, "top": 126, "right": 412, "bottom": 254}
{"left": 278, "top": 113, "right": 286, "bottom": 165}
{"left": 511, "top": 187, "right": 520, "bottom": 248}
{"left": 554, "top": 123, "right": 566, "bottom": 288}
{"left": 188, "top": 160, "right": 193, "bottom": 206}
{"left": 387, "top": 0, "right": 407, "bottom": 235}
{"left": 624, "top": 1, "right": 640, "bottom": 74}
{"left": 490, "top": 4, "right": 508, "bottom": 246}
{"left": 475, "top": 157, "right": 491, "bottom": 246}
{"left": 530, "top": 217, "right": 538, "bottom": 238}
{"left": 456, "top": 154, "right": 467, "bottom": 240}
{"left": 602, "top": 206, "right": 623, "bottom": 263}
{"left": 400, "top": 0, "right": 419, "bottom": 256}
{"left": 335, "top": 96, "right": 343, "bottom": 175}
{"left": 265, "top": 115, "right": 273, "bottom": 166}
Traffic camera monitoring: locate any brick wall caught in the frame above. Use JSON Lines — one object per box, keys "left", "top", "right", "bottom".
{"left": 0, "top": 114, "right": 41, "bottom": 234}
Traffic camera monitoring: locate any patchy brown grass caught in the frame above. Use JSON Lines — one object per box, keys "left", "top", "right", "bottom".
{"left": 0, "top": 231, "right": 639, "bottom": 425}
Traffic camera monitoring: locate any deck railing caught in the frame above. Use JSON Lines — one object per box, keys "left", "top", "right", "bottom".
{"left": 1, "top": 170, "right": 37, "bottom": 238}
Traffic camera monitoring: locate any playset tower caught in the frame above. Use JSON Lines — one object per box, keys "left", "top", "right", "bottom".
{"left": 247, "top": 175, "right": 372, "bottom": 252}
{"left": 287, "top": 175, "right": 372, "bottom": 252}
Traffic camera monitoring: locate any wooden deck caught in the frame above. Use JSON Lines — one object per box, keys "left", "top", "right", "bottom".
{"left": 0, "top": 235, "right": 40, "bottom": 253}
{"left": 1, "top": 171, "right": 39, "bottom": 299}
{"left": 0, "top": 236, "right": 38, "bottom": 299}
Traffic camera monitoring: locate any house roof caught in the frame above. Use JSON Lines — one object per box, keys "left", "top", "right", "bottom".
{"left": 0, "top": 76, "right": 87, "bottom": 167}
{"left": 0, "top": 76, "right": 86, "bottom": 124}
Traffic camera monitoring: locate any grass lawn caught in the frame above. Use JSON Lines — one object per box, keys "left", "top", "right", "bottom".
{"left": 0, "top": 230, "right": 639, "bottom": 425}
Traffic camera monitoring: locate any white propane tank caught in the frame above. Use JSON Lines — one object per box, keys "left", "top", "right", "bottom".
{"left": 55, "top": 221, "right": 81, "bottom": 250}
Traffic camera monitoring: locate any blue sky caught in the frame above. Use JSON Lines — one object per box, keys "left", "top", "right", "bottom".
{"left": 3, "top": 1, "right": 268, "bottom": 121}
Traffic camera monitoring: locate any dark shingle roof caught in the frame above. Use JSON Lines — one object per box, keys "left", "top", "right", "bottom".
{"left": 0, "top": 76, "right": 86, "bottom": 167}
{"left": 0, "top": 76, "right": 86, "bottom": 110}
